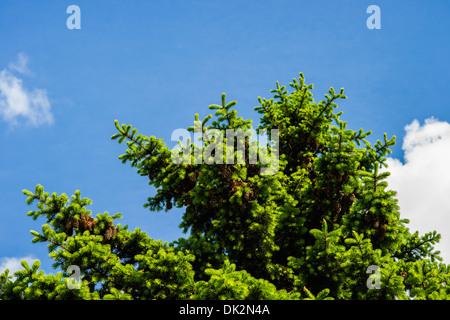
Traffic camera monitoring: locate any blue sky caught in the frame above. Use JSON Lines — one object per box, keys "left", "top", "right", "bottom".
{"left": 1, "top": 0, "right": 449, "bottom": 274}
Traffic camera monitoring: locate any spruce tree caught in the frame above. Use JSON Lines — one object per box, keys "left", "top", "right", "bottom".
{"left": 1, "top": 73, "right": 449, "bottom": 300}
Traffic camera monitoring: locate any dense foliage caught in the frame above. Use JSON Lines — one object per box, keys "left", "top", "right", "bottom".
{"left": 1, "top": 73, "right": 449, "bottom": 300}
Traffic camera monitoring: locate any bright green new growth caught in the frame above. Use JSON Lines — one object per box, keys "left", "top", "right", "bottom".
{"left": 1, "top": 73, "right": 449, "bottom": 300}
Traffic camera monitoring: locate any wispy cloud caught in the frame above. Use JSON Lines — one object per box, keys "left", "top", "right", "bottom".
{"left": 8, "top": 52, "right": 30, "bottom": 75}
{"left": 0, "top": 255, "right": 38, "bottom": 276}
{"left": 0, "top": 53, "right": 53, "bottom": 127}
{"left": 384, "top": 117, "right": 450, "bottom": 263}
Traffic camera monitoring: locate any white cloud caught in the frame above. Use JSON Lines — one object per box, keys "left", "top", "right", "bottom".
{"left": 8, "top": 52, "right": 30, "bottom": 75}
{"left": 384, "top": 117, "right": 450, "bottom": 263}
{"left": 0, "top": 53, "right": 53, "bottom": 127}
{"left": 0, "top": 255, "right": 38, "bottom": 276}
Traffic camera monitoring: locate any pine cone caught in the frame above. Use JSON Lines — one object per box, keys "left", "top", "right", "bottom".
{"left": 188, "top": 171, "right": 198, "bottom": 183}
{"left": 373, "top": 219, "right": 380, "bottom": 229}
{"left": 79, "top": 214, "right": 96, "bottom": 232}
{"left": 219, "top": 165, "right": 232, "bottom": 182}
{"left": 102, "top": 223, "right": 117, "bottom": 243}
{"left": 342, "top": 173, "right": 350, "bottom": 184}
{"left": 377, "top": 224, "right": 387, "bottom": 242}
{"left": 65, "top": 219, "right": 74, "bottom": 236}
{"left": 104, "top": 228, "right": 112, "bottom": 241}
{"left": 347, "top": 193, "right": 355, "bottom": 203}
{"left": 246, "top": 163, "right": 259, "bottom": 177}
{"left": 243, "top": 189, "right": 256, "bottom": 202}
{"left": 65, "top": 218, "right": 74, "bottom": 230}
{"left": 306, "top": 136, "right": 318, "bottom": 149}
{"left": 64, "top": 217, "right": 80, "bottom": 236}
{"left": 332, "top": 200, "right": 341, "bottom": 214}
